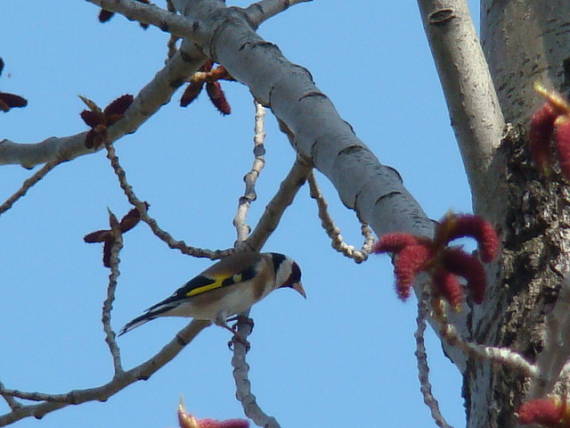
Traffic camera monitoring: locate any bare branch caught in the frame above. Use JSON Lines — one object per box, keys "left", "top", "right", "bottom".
{"left": 0, "top": 320, "right": 209, "bottom": 426}
{"left": 308, "top": 171, "right": 373, "bottom": 263}
{"left": 433, "top": 300, "right": 538, "bottom": 378}
{"left": 85, "top": 0, "right": 204, "bottom": 42}
{"left": 416, "top": 0, "right": 505, "bottom": 216}
{"left": 415, "top": 292, "right": 454, "bottom": 428}
{"left": 0, "top": 383, "right": 21, "bottom": 411}
{"left": 104, "top": 142, "right": 231, "bottom": 259}
{"left": 0, "top": 42, "right": 206, "bottom": 168}
{"left": 244, "top": 158, "right": 311, "bottom": 251}
{"left": 244, "top": 0, "right": 313, "bottom": 28}
{"left": 360, "top": 222, "right": 376, "bottom": 254}
{"left": 102, "top": 210, "right": 124, "bottom": 375}
{"left": 231, "top": 317, "right": 280, "bottom": 428}
{"left": 230, "top": 100, "right": 283, "bottom": 426}
{"left": 0, "top": 159, "right": 63, "bottom": 215}
{"left": 165, "top": 0, "right": 180, "bottom": 62}
{"left": 234, "top": 101, "right": 267, "bottom": 246}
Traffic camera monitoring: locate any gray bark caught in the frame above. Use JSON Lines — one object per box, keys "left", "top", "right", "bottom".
{"left": 461, "top": 1, "right": 570, "bottom": 427}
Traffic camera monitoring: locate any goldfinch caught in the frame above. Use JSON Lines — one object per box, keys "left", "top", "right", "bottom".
{"left": 119, "top": 252, "right": 305, "bottom": 336}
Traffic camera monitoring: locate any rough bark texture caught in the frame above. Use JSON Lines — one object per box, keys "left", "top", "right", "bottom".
{"left": 464, "top": 2, "right": 570, "bottom": 427}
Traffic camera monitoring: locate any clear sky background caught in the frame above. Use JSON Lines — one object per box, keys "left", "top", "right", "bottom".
{"left": 1, "top": 1, "right": 481, "bottom": 427}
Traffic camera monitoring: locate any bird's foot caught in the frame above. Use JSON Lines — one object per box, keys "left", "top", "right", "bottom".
{"left": 227, "top": 333, "right": 250, "bottom": 352}
{"left": 214, "top": 318, "right": 251, "bottom": 352}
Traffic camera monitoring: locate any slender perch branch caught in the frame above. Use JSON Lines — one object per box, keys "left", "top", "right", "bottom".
{"left": 233, "top": 101, "right": 267, "bottom": 246}
{"left": 0, "top": 383, "right": 21, "bottom": 411}
{"left": 245, "top": 158, "right": 312, "bottom": 252}
{"left": 432, "top": 300, "right": 538, "bottom": 378}
{"left": 0, "top": 159, "right": 63, "bottom": 215}
{"left": 86, "top": 0, "right": 204, "bottom": 41}
{"left": 308, "top": 171, "right": 373, "bottom": 263}
{"left": 231, "top": 317, "right": 280, "bottom": 428}
{"left": 230, "top": 99, "right": 282, "bottom": 427}
{"left": 0, "top": 320, "right": 210, "bottom": 426}
{"left": 102, "top": 211, "right": 125, "bottom": 375}
{"left": 415, "top": 291, "right": 454, "bottom": 428}
{"left": 244, "top": 0, "right": 313, "bottom": 28}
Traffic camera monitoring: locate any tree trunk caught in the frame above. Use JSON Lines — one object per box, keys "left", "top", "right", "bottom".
{"left": 463, "top": 2, "right": 570, "bottom": 427}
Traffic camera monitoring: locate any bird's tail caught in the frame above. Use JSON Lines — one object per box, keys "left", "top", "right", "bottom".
{"left": 119, "top": 299, "right": 179, "bottom": 336}
{"left": 119, "top": 312, "right": 156, "bottom": 336}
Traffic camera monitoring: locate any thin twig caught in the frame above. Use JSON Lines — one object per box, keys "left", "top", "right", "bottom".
{"left": 0, "top": 389, "right": 69, "bottom": 403}
{"left": 415, "top": 291, "right": 454, "bottom": 428}
{"left": 0, "top": 320, "right": 210, "bottom": 426}
{"left": 0, "top": 160, "right": 62, "bottom": 215}
{"left": 244, "top": 0, "right": 313, "bottom": 28}
{"left": 234, "top": 100, "right": 267, "bottom": 246}
{"left": 230, "top": 100, "right": 282, "bottom": 427}
{"left": 102, "top": 209, "right": 124, "bottom": 375}
{"left": 432, "top": 299, "right": 538, "bottom": 378}
{"left": 165, "top": 0, "right": 180, "bottom": 62}
{"left": 307, "top": 171, "right": 372, "bottom": 263}
{"left": 0, "top": 383, "right": 21, "bottom": 410}
{"left": 86, "top": 0, "right": 202, "bottom": 41}
{"left": 360, "top": 222, "right": 376, "bottom": 254}
{"left": 104, "top": 143, "right": 231, "bottom": 260}
{"left": 231, "top": 316, "right": 280, "bottom": 428}
{"left": 244, "top": 158, "right": 312, "bottom": 252}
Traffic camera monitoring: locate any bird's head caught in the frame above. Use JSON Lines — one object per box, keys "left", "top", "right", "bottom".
{"left": 270, "top": 253, "right": 306, "bottom": 298}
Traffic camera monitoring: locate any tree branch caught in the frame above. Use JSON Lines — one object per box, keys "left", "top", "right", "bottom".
{"left": 171, "top": 0, "right": 433, "bottom": 242}
{"left": 244, "top": 0, "right": 313, "bottom": 28}
{"left": 244, "top": 158, "right": 311, "bottom": 252}
{"left": 234, "top": 101, "right": 267, "bottom": 246}
{"left": 102, "top": 211, "right": 125, "bottom": 375}
{"left": 0, "top": 320, "right": 209, "bottom": 426}
{"left": 0, "top": 383, "right": 21, "bottom": 411}
{"left": 307, "top": 171, "right": 373, "bottom": 263}
{"left": 432, "top": 300, "right": 538, "bottom": 379}
{"left": 105, "top": 142, "right": 231, "bottom": 259}
{"left": 416, "top": 0, "right": 505, "bottom": 217}
{"left": 0, "top": 159, "right": 63, "bottom": 215}
{"left": 86, "top": 0, "right": 204, "bottom": 41}
{"left": 415, "top": 291, "right": 454, "bottom": 428}
{"left": 0, "top": 41, "right": 206, "bottom": 168}
{"left": 229, "top": 99, "right": 285, "bottom": 427}
{"left": 231, "top": 317, "right": 280, "bottom": 428}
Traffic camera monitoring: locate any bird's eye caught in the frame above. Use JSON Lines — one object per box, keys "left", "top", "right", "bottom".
{"left": 285, "top": 262, "right": 302, "bottom": 285}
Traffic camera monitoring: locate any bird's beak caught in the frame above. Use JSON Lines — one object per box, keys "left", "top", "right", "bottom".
{"left": 292, "top": 282, "right": 307, "bottom": 299}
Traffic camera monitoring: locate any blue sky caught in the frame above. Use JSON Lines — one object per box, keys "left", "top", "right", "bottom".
{"left": 1, "top": 1, "right": 480, "bottom": 427}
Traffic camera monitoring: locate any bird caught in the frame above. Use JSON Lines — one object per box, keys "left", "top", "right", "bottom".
{"left": 119, "top": 252, "right": 305, "bottom": 337}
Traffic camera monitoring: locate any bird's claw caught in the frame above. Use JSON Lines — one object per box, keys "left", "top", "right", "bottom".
{"left": 227, "top": 334, "right": 250, "bottom": 352}
{"left": 215, "top": 317, "right": 251, "bottom": 352}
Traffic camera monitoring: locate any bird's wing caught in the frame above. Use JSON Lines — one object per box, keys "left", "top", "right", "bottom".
{"left": 146, "top": 253, "right": 263, "bottom": 312}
